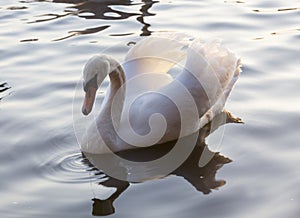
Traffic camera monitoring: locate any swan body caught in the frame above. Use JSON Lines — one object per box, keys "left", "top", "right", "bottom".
{"left": 80, "top": 33, "right": 241, "bottom": 154}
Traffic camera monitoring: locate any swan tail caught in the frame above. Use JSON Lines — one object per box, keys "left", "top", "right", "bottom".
{"left": 124, "top": 32, "right": 192, "bottom": 78}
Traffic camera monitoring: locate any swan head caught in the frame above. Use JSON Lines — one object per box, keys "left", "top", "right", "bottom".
{"left": 82, "top": 55, "right": 119, "bottom": 116}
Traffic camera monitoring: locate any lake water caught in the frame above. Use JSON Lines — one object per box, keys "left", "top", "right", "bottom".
{"left": 1, "top": 0, "right": 299, "bottom": 217}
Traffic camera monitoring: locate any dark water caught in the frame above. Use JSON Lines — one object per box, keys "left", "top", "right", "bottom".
{"left": 1, "top": 0, "right": 299, "bottom": 217}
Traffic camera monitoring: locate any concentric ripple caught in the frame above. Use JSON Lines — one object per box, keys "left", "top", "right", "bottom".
{"left": 39, "top": 150, "right": 106, "bottom": 184}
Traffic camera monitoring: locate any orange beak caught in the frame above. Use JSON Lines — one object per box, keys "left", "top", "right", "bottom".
{"left": 82, "top": 87, "right": 97, "bottom": 115}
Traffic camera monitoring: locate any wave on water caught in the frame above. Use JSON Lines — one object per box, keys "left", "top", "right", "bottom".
{"left": 0, "top": 82, "right": 11, "bottom": 101}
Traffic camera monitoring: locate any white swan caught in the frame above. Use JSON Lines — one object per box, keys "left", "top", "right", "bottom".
{"left": 80, "top": 33, "right": 241, "bottom": 154}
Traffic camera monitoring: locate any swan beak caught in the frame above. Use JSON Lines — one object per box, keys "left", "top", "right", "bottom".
{"left": 82, "top": 87, "right": 97, "bottom": 115}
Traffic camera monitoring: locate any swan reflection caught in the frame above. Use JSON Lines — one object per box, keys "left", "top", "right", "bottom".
{"left": 32, "top": 0, "right": 157, "bottom": 39}
{"left": 83, "top": 111, "right": 242, "bottom": 216}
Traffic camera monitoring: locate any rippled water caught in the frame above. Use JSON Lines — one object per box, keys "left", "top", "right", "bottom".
{"left": 1, "top": 0, "right": 299, "bottom": 217}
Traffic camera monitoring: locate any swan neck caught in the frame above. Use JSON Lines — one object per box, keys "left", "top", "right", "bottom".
{"left": 97, "top": 64, "right": 126, "bottom": 148}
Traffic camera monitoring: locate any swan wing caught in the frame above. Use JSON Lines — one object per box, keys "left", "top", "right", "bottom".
{"left": 120, "top": 39, "right": 241, "bottom": 146}
{"left": 123, "top": 33, "right": 193, "bottom": 102}
{"left": 176, "top": 39, "right": 241, "bottom": 126}
{"left": 124, "top": 32, "right": 192, "bottom": 79}
{"left": 199, "top": 59, "right": 242, "bottom": 127}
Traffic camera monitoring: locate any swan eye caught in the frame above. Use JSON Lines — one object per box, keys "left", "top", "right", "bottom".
{"left": 83, "top": 75, "right": 97, "bottom": 92}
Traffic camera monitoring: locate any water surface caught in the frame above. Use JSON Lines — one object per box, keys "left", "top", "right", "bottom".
{"left": 1, "top": 0, "right": 299, "bottom": 217}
